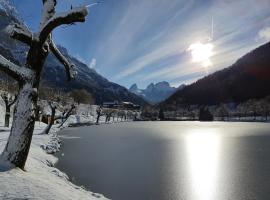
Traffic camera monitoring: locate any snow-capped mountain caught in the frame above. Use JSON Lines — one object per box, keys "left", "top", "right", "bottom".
{"left": 129, "top": 84, "right": 143, "bottom": 96}
{"left": 129, "top": 81, "right": 184, "bottom": 104}
{"left": 0, "top": 1, "right": 147, "bottom": 105}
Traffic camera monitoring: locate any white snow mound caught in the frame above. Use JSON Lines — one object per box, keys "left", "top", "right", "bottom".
{"left": 0, "top": 121, "right": 108, "bottom": 200}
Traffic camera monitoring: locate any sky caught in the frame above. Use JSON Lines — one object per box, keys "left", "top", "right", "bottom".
{"left": 12, "top": 0, "right": 270, "bottom": 89}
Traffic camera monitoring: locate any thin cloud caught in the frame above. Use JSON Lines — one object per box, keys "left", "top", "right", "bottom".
{"left": 74, "top": 54, "right": 86, "bottom": 63}
{"left": 111, "top": 0, "right": 270, "bottom": 84}
{"left": 256, "top": 26, "right": 270, "bottom": 42}
{"left": 42, "top": 0, "right": 270, "bottom": 88}
{"left": 89, "top": 58, "right": 97, "bottom": 69}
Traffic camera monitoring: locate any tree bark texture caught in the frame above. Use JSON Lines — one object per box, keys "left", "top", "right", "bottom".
{"left": 0, "top": 0, "right": 88, "bottom": 169}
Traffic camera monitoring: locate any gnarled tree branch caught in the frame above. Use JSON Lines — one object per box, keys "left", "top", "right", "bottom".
{"left": 0, "top": 93, "right": 18, "bottom": 127}
{"left": 40, "top": 0, "right": 57, "bottom": 29}
{"left": 9, "top": 23, "right": 33, "bottom": 46}
{"left": 58, "top": 104, "right": 75, "bottom": 128}
{"left": 1, "top": 93, "right": 18, "bottom": 107}
{"left": 0, "top": 55, "right": 33, "bottom": 81}
{"left": 42, "top": 101, "right": 57, "bottom": 134}
{"left": 39, "top": 6, "right": 88, "bottom": 45}
{"left": 49, "top": 38, "right": 76, "bottom": 81}
{"left": 8, "top": 95, "right": 18, "bottom": 107}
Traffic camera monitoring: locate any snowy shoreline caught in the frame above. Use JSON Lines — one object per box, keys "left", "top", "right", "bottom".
{"left": 0, "top": 120, "right": 108, "bottom": 200}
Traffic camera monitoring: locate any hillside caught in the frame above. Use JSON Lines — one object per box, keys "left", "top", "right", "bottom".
{"left": 162, "top": 41, "right": 270, "bottom": 108}
{"left": 0, "top": 3, "right": 146, "bottom": 105}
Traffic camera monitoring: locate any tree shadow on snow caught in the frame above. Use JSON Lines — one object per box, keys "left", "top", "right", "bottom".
{"left": 0, "top": 155, "right": 13, "bottom": 172}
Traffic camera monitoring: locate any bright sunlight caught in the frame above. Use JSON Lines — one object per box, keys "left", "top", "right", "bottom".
{"left": 188, "top": 42, "right": 214, "bottom": 67}
{"left": 185, "top": 129, "right": 220, "bottom": 200}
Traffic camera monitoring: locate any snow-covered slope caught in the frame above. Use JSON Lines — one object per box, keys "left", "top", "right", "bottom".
{"left": 0, "top": 100, "right": 108, "bottom": 200}
{"left": 0, "top": 0, "right": 17, "bottom": 17}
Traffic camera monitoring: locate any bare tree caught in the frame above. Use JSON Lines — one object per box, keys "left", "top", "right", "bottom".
{"left": 257, "top": 97, "right": 270, "bottom": 121}
{"left": 42, "top": 102, "right": 75, "bottom": 134}
{"left": 246, "top": 99, "right": 259, "bottom": 120}
{"left": 236, "top": 103, "right": 247, "bottom": 120}
{"left": 125, "top": 110, "right": 133, "bottom": 121}
{"left": 118, "top": 110, "right": 127, "bottom": 121}
{"left": 0, "top": 93, "right": 17, "bottom": 127}
{"left": 96, "top": 106, "right": 103, "bottom": 124}
{"left": 0, "top": 78, "right": 18, "bottom": 127}
{"left": 42, "top": 101, "right": 57, "bottom": 134}
{"left": 215, "top": 104, "right": 229, "bottom": 121}
{"left": 0, "top": 0, "right": 88, "bottom": 169}
{"left": 158, "top": 108, "right": 165, "bottom": 121}
{"left": 57, "top": 104, "right": 76, "bottom": 128}
{"left": 69, "top": 89, "right": 94, "bottom": 105}
{"left": 39, "top": 87, "right": 68, "bottom": 134}
{"left": 104, "top": 108, "right": 115, "bottom": 123}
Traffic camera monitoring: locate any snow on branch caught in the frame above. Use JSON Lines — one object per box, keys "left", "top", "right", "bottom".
{"left": 58, "top": 104, "right": 76, "bottom": 128}
{"left": 49, "top": 38, "right": 76, "bottom": 81}
{"left": 40, "top": 0, "right": 57, "bottom": 29}
{"left": 8, "top": 95, "right": 17, "bottom": 107}
{"left": 0, "top": 55, "right": 33, "bottom": 81}
{"left": 8, "top": 23, "right": 33, "bottom": 45}
{"left": 39, "top": 6, "right": 88, "bottom": 45}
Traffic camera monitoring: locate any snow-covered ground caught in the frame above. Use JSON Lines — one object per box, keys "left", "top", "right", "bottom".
{"left": 0, "top": 104, "right": 108, "bottom": 199}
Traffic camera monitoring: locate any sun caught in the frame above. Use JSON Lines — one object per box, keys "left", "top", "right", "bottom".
{"left": 188, "top": 42, "right": 214, "bottom": 67}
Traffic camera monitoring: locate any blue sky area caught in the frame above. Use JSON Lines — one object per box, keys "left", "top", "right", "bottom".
{"left": 12, "top": 0, "right": 270, "bottom": 88}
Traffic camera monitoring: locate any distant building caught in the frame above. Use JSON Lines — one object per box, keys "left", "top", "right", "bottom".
{"left": 102, "top": 101, "right": 119, "bottom": 108}
{"left": 102, "top": 101, "right": 140, "bottom": 110}
{"left": 119, "top": 102, "right": 140, "bottom": 110}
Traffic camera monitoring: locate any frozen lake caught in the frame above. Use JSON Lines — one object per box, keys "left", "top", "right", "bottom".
{"left": 56, "top": 121, "right": 270, "bottom": 200}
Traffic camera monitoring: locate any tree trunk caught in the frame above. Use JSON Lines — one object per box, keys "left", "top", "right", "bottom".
{"left": 2, "top": 81, "right": 36, "bottom": 169}
{"left": 96, "top": 114, "right": 100, "bottom": 124}
{"left": 58, "top": 105, "right": 75, "bottom": 128}
{"left": 0, "top": 2, "right": 88, "bottom": 170}
{"left": 4, "top": 106, "right": 11, "bottom": 127}
{"left": 43, "top": 105, "right": 56, "bottom": 134}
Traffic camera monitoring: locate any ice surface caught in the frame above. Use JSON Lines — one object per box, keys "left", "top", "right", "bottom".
{"left": 0, "top": 103, "right": 108, "bottom": 200}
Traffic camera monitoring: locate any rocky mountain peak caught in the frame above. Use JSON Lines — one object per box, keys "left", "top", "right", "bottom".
{"left": 146, "top": 83, "right": 155, "bottom": 91}
{"left": 129, "top": 83, "right": 138, "bottom": 91}
{"left": 129, "top": 81, "right": 181, "bottom": 104}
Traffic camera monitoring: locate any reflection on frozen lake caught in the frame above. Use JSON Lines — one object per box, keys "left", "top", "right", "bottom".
{"left": 56, "top": 122, "right": 270, "bottom": 200}
{"left": 185, "top": 130, "right": 220, "bottom": 200}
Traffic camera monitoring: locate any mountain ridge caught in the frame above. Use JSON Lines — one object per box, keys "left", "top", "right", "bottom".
{"left": 129, "top": 81, "right": 183, "bottom": 104}
{"left": 161, "top": 41, "right": 270, "bottom": 108}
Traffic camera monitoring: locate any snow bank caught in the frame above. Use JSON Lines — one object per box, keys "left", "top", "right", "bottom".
{"left": 0, "top": 121, "right": 108, "bottom": 200}
{"left": 0, "top": 101, "right": 131, "bottom": 199}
